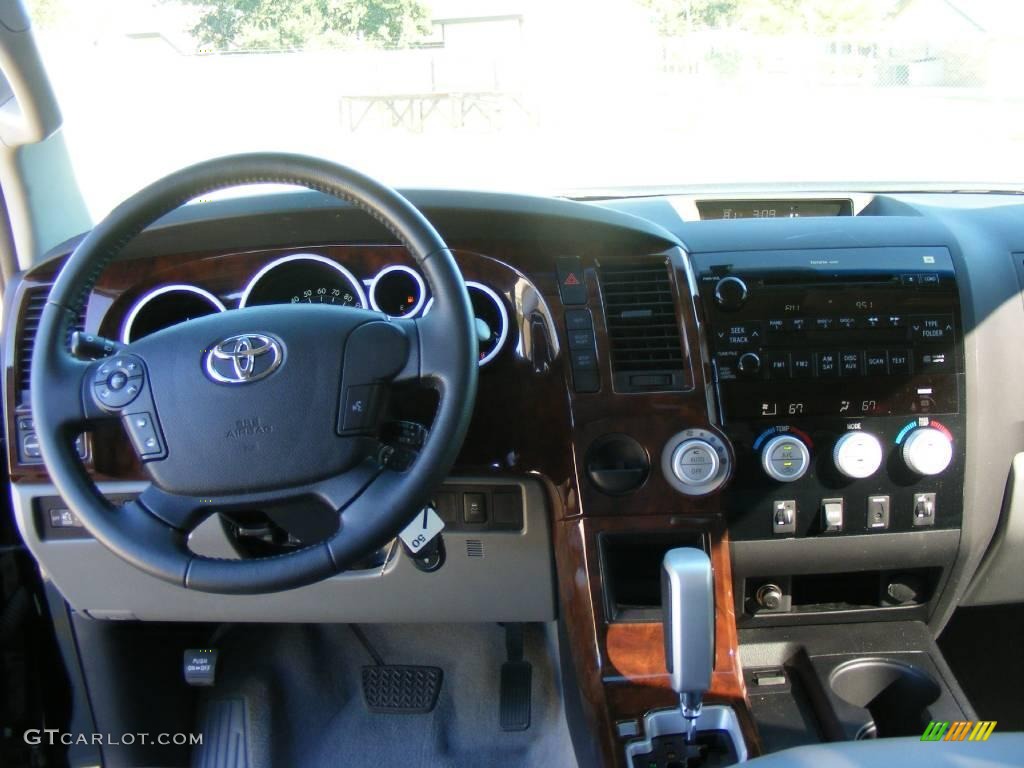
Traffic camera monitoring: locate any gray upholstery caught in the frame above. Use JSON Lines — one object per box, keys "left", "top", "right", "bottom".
{"left": 746, "top": 733, "right": 1024, "bottom": 767}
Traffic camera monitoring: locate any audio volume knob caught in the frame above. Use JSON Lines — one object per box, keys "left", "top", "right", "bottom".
{"left": 833, "top": 431, "right": 883, "bottom": 479}
{"left": 671, "top": 439, "right": 720, "bottom": 487}
{"left": 714, "top": 276, "right": 748, "bottom": 311}
{"left": 761, "top": 434, "right": 811, "bottom": 482}
{"left": 737, "top": 352, "right": 761, "bottom": 378}
{"left": 902, "top": 427, "right": 953, "bottom": 476}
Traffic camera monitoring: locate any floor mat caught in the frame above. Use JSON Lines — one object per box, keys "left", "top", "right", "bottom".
{"left": 938, "top": 604, "right": 1024, "bottom": 730}
{"left": 197, "top": 622, "right": 577, "bottom": 768}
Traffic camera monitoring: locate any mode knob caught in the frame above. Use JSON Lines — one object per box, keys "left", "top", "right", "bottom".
{"left": 902, "top": 427, "right": 953, "bottom": 476}
{"left": 761, "top": 434, "right": 811, "bottom": 482}
{"left": 713, "top": 276, "right": 748, "bottom": 311}
{"left": 833, "top": 431, "right": 883, "bottom": 479}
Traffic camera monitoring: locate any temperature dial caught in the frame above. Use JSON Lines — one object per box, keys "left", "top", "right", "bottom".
{"left": 902, "top": 427, "right": 953, "bottom": 476}
{"left": 662, "top": 428, "right": 731, "bottom": 496}
{"left": 761, "top": 434, "right": 811, "bottom": 482}
{"left": 671, "top": 440, "right": 720, "bottom": 486}
{"left": 833, "top": 431, "right": 883, "bottom": 479}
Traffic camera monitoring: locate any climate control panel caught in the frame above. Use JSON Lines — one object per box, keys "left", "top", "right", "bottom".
{"left": 692, "top": 246, "right": 965, "bottom": 541}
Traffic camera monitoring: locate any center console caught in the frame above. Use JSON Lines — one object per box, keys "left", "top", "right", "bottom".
{"left": 693, "top": 247, "right": 964, "bottom": 626}
{"left": 555, "top": 236, "right": 971, "bottom": 768}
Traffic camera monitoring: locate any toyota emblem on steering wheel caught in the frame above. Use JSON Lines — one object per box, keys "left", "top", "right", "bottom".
{"left": 204, "top": 333, "right": 284, "bottom": 384}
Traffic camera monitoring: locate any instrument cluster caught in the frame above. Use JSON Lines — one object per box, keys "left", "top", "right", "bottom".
{"left": 120, "top": 252, "right": 510, "bottom": 367}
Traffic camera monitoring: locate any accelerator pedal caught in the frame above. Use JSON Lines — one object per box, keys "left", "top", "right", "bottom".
{"left": 499, "top": 623, "right": 532, "bottom": 731}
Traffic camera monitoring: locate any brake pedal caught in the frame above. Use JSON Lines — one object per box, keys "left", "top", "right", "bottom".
{"left": 352, "top": 625, "right": 443, "bottom": 714}
{"left": 500, "top": 624, "right": 532, "bottom": 731}
{"left": 362, "top": 665, "right": 443, "bottom": 714}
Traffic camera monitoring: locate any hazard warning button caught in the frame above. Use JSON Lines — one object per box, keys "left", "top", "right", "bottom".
{"left": 556, "top": 256, "right": 587, "bottom": 305}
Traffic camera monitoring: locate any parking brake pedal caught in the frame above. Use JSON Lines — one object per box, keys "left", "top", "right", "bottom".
{"left": 352, "top": 625, "right": 442, "bottom": 714}
{"left": 500, "top": 624, "right": 532, "bottom": 731}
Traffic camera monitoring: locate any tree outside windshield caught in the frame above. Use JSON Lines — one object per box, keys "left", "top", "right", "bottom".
{"left": 27, "top": 0, "right": 1024, "bottom": 217}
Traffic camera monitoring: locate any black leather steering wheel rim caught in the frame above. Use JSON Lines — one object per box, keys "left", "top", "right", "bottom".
{"left": 30, "top": 152, "right": 478, "bottom": 594}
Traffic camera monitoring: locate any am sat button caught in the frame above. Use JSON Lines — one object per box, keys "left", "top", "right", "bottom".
{"left": 816, "top": 352, "right": 838, "bottom": 377}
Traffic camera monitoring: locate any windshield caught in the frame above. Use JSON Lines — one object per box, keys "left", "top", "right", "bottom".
{"left": 28, "top": 0, "right": 1024, "bottom": 218}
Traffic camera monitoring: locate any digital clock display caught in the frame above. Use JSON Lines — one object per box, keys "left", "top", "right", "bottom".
{"left": 697, "top": 199, "right": 852, "bottom": 220}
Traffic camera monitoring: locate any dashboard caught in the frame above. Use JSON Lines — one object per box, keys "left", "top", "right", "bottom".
{"left": 3, "top": 184, "right": 1024, "bottom": 764}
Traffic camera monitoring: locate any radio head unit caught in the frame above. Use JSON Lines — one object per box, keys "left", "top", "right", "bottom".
{"left": 694, "top": 247, "right": 961, "bottom": 424}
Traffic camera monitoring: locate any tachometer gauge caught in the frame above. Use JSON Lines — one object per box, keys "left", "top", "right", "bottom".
{"left": 122, "top": 284, "right": 225, "bottom": 342}
{"left": 240, "top": 254, "right": 367, "bottom": 308}
{"left": 369, "top": 265, "right": 426, "bottom": 318}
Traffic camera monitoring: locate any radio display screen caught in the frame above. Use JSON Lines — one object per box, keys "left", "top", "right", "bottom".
{"left": 697, "top": 199, "right": 852, "bottom": 220}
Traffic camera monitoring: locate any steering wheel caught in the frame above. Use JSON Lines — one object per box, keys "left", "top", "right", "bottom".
{"left": 31, "top": 153, "right": 478, "bottom": 594}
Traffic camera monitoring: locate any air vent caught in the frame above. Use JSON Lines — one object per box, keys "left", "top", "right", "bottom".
{"left": 599, "top": 261, "right": 686, "bottom": 392}
{"left": 466, "top": 540, "right": 485, "bottom": 558}
{"left": 17, "top": 286, "right": 86, "bottom": 402}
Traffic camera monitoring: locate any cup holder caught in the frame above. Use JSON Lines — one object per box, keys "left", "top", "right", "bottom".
{"left": 829, "top": 658, "right": 941, "bottom": 738}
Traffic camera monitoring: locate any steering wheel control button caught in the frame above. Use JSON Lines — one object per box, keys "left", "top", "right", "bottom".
{"left": 340, "top": 384, "right": 381, "bottom": 433}
{"left": 832, "top": 431, "right": 884, "bottom": 479}
{"left": 123, "top": 411, "right": 165, "bottom": 458}
{"left": 821, "top": 498, "right": 844, "bottom": 532}
{"left": 772, "top": 500, "right": 797, "bottom": 535}
{"left": 92, "top": 355, "right": 147, "bottom": 410}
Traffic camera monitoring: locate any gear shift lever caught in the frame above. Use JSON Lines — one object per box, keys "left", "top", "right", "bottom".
{"left": 661, "top": 547, "right": 714, "bottom": 744}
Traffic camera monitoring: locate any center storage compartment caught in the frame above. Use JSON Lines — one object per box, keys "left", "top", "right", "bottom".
{"left": 600, "top": 531, "right": 707, "bottom": 622}
{"left": 829, "top": 658, "right": 941, "bottom": 738}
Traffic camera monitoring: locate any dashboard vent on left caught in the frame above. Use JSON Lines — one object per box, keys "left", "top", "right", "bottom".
{"left": 17, "top": 286, "right": 86, "bottom": 401}
{"left": 599, "top": 260, "right": 687, "bottom": 393}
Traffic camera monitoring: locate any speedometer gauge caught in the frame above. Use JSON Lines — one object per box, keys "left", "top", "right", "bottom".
{"left": 240, "top": 253, "right": 367, "bottom": 308}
